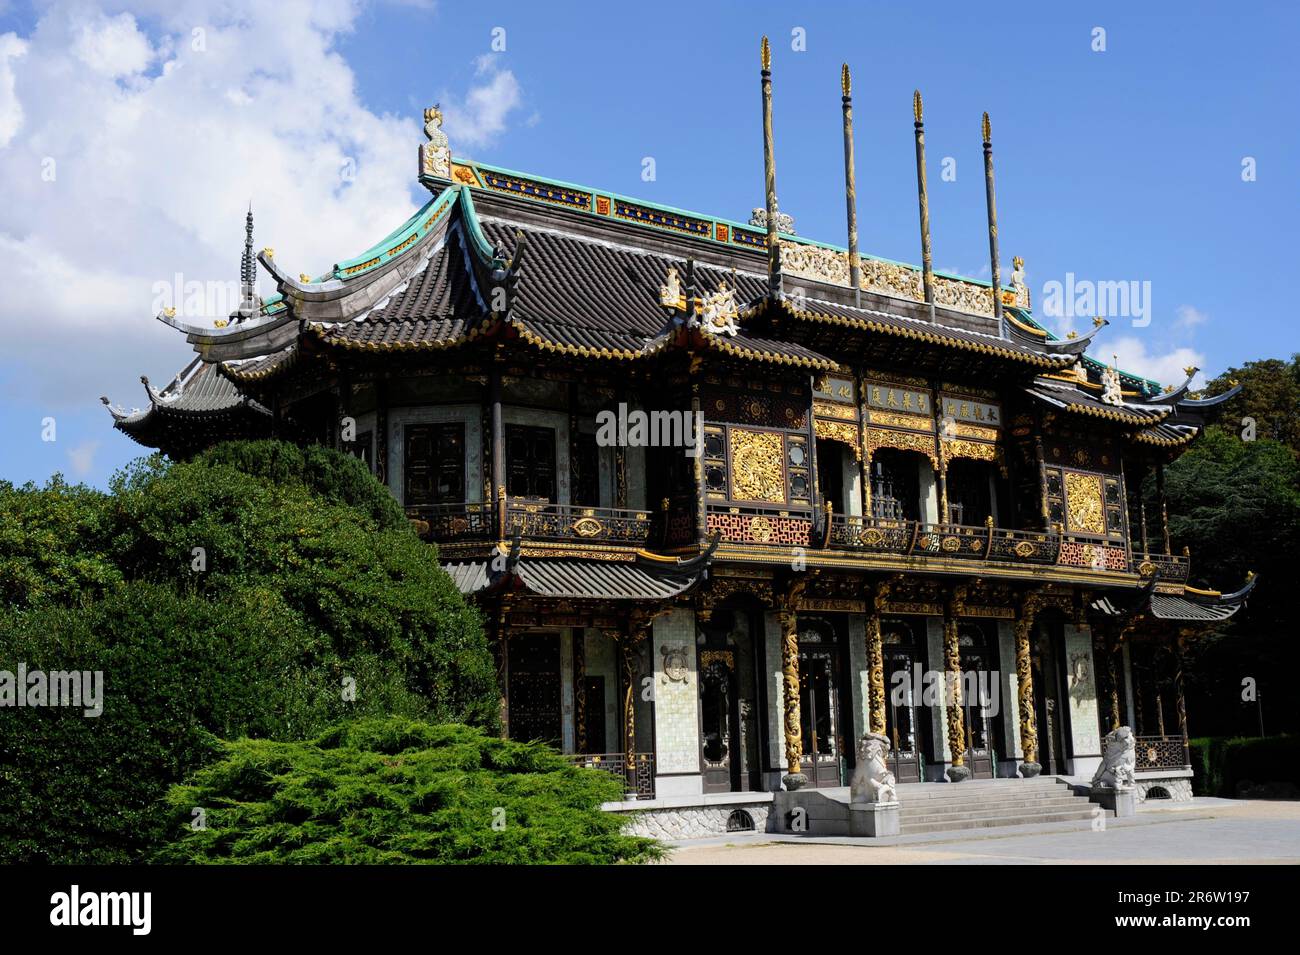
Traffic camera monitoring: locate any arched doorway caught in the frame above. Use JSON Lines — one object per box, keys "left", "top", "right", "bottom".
{"left": 797, "top": 616, "right": 848, "bottom": 788}
{"left": 958, "top": 622, "right": 998, "bottom": 778}
{"left": 883, "top": 619, "right": 928, "bottom": 783}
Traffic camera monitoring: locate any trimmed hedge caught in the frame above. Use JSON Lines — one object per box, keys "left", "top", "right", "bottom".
{"left": 0, "top": 442, "right": 498, "bottom": 863}
{"left": 154, "top": 717, "right": 661, "bottom": 865}
{"left": 1189, "top": 735, "right": 1300, "bottom": 797}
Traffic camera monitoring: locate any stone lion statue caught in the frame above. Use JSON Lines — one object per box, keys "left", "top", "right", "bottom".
{"left": 1091, "top": 725, "right": 1137, "bottom": 790}
{"left": 850, "top": 732, "right": 898, "bottom": 805}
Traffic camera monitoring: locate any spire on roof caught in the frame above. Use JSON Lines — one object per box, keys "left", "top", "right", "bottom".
{"left": 237, "top": 203, "right": 259, "bottom": 320}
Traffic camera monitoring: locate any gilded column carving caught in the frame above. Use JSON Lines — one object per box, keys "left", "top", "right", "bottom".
{"left": 777, "top": 578, "right": 808, "bottom": 789}
{"left": 1014, "top": 591, "right": 1045, "bottom": 776}
{"left": 866, "top": 577, "right": 896, "bottom": 736}
{"left": 1174, "top": 630, "right": 1191, "bottom": 763}
{"left": 943, "top": 585, "right": 969, "bottom": 781}
{"left": 574, "top": 630, "right": 587, "bottom": 754}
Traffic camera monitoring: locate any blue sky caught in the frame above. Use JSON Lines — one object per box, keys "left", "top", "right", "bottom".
{"left": 1, "top": 0, "right": 1296, "bottom": 489}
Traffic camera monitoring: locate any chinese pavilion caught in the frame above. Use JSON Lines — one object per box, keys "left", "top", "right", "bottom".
{"left": 105, "top": 40, "right": 1252, "bottom": 830}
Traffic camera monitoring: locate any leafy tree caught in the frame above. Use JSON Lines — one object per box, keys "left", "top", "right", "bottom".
{"left": 1202, "top": 354, "right": 1300, "bottom": 454}
{"left": 154, "top": 717, "right": 661, "bottom": 865}
{"left": 1162, "top": 425, "right": 1300, "bottom": 737}
{"left": 0, "top": 442, "right": 498, "bottom": 863}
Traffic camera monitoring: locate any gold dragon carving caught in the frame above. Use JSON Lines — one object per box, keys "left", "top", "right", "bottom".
{"left": 728, "top": 428, "right": 786, "bottom": 503}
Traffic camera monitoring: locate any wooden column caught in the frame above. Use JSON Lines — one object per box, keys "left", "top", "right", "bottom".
{"left": 1174, "top": 632, "right": 1190, "bottom": 763}
{"left": 778, "top": 607, "right": 806, "bottom": 789}
{"left": 943, "top": 588, "right": 968, "bottom": 780}
{"left": 1014, "top": 592, "right": 1044, "bottom": 774}
{"left": 1096, "top": 622, "right": 1122, "bottom": 732}
{"left": 574, "top": 630, "right": 587, "bottom": 754}
{"left": 866, "top": 578, "right": 894, "bottom": 735}
{"left": 374, "top": 379, "right": 389, "bottom": 487}
{"left": 841, "top": 64, "right": 861, "bottom": 301}
{"left": 489, "top": 360, "right": 505, "bottom": 499}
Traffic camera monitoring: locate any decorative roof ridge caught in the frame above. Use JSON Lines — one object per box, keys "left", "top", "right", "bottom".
{"left": 459, "top": 160, "right": 1014, "bottom": 291}
{"left": 792, "top": 291, "right": 1056, "bottom": 351}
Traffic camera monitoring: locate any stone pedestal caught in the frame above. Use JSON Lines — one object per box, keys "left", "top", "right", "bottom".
{"left": 1019, "top": 761, "right": 1042, "bottom": 778}
{"left": 782, "top": 772, "right": 809, "bottom": 791}
{"left": 849, "top": 802, "right": 900, "bottom": 837}
{"left": 946, "top": 764, "right": 971, "bottom": 782}
{"left": 1090, "top": 786, "right": 1137, "bottom": 818}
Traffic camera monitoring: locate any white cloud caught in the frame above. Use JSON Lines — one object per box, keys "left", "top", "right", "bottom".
{"left": 72, "top": 11, "right": 153, "bottom": 78}
{"left": 66, "top": 439, "right": 100, "bottom": 478}
{"left": 441, "top": 64, "right": 522, "bottom": 149}
{"left": 0, "top": 32, "right": 26, "bottom": 147}
{"left": 1174, "top": 304, "right": 1209, "bottom": 330}
{"left": 0, "top": 0, "right": 524, "bottom": 414}
{"left": 1108, "top": 335, "right": 1205, "bottom": 389}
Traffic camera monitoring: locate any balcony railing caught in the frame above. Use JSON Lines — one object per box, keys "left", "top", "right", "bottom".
{"left": 1136, "top": 552, "right": 1190, "bottom": 584}
{"left": 1135, "top": 734, "right": 1190, "bottom": 771}
{"left": 407, "top": 499, "right": 653, "bottom": 547}
{"left": 567, "top": 753, "right": 655, "bottom": 800}
{"left": 505, "top": 501, "right": 652, "bottom": 545}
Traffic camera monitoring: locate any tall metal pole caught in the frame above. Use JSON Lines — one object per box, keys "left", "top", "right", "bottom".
{"left": 913, "top": 90, "right": 936, "bottom": 319}
{"left": 982, "top": 112, "right": 1005, "bottom": 338}
{"left": 761, "top": 36, "right": 783, "bottom": 299}
{"left": 841, "top": 64, "right": 861, "bottom": 304}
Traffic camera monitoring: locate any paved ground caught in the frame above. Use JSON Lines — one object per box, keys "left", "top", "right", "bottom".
{"left": 663, "top": 799, "right": 1300, "bottom": 865}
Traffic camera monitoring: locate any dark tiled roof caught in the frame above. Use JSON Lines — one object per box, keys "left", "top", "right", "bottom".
{"left": 441, "top": 557, "right": 702, "bottom": 600}
{"left": 768, "top": 296, "right": 1071, "bottom": 368}
{"left": 1027, "top": 379, "right": 1172, "bottom": 425}
{"left": 1130, "top": 422, "right": 1200, "bottom": 447}
{"left": 311, "top": 225, "right": 488, "bottom": 351}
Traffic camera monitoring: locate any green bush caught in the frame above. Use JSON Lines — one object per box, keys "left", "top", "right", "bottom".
{"left": 1189, "top": 735, "right": 1300, "bottom": 797}
{"left": 0, "top": 442, "right": 498, "bottom": 863}
{"left": 154, "top": 716, "right": 661, "bottom": 865}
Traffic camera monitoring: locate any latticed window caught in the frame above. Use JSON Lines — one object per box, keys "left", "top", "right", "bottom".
{"left": 506, "top": 425, "right": 556, "bottom": 500}
{"left": 404, "top": 422, "right": 465, "bottom": 505}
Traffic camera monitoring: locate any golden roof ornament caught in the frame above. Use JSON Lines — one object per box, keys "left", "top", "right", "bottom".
{"left": 1092, "top": 315, "right": 1106, "bottom": 328}
{"left": 841, "top": 63, "right": 851, "bottom": 97}
{"left": 760, "top": 35, "right": 770, "bottom": 71}
{"left": 420, "top": 103, "right": 451, "bottom": 180}
{"left": 913, "top": 90, "right": 923, "bottom": 124}
{"left": 1183, "top": 365, "right": 1199, "bottom": 379}
{"left": 981, "top": 111, "right": 991, "bottom": 144}
{"left": 262, "top": 247, "right": 274, "bottom": 259}
{"left": 659, "top": 266, "right": 683, "bottom": 309}
{"left": 299, "top": 273, "right": 312, "bottom": 283}
{"left": 699, "top": 280, "right": 740, "bottom": 337}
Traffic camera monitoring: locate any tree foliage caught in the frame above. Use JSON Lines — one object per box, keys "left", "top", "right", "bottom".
{"left": 0, "top": 442, "right": 498, "bottom": 863}
{"left": 154, "top": 717, "right": 660, "bottom": 865}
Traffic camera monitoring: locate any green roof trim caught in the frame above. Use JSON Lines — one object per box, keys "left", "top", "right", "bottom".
{"left": 332, "top": 186, "right": 460, "bottom": 279}
{"left": 460, "top": 160, "right": 1013, "bottom": 291}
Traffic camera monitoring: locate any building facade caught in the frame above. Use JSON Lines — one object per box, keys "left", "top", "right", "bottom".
{"left": 106, "top": 55, "right": 1252, "bottom": 823}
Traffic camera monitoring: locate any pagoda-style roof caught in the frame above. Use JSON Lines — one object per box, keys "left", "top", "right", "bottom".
{"left": 443, "top": 556, "right": 707, "bottom": 601}
{"left": 102, "top": 358, "right": 274, "bottom": 456}
{"left": 1091, "top": 573, "right": 1257, "bottom": 623}
{"left": 108, "top": 135, "right": 1210, "bottom": 455}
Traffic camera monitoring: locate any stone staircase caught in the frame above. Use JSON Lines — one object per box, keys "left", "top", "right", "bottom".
{"left": 898, "top": 777, "right": 1101, "bottom": 834}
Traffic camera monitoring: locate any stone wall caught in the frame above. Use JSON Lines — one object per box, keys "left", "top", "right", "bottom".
{"left": 1136, "top": 773, "right": 1194, "bottom": 803}
{"left": 619, "top": 803, "right": 772, "bottom": 841}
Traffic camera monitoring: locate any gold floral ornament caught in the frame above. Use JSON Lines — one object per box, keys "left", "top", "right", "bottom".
{"left": 728, "top": 428, "right": 785, "bottom": 503}
{"left": 1064, "top": 472, "right": 1105, "bottom": 534}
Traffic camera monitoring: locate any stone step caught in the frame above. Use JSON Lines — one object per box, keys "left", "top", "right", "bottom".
{"left": 898, "top": 789, "right": 1078, "bottom": 811}
{"left": 899, "top": 780, "right": 1068, "bottom": 800}
{"left": 901, "top": 799, "right": 1097, "bottom": 826}
{"left": 899, "top": 794, "right": 1086, "bottom": 816}
{"left": 901, "top": 808, "right": 1100, "bottom": 834}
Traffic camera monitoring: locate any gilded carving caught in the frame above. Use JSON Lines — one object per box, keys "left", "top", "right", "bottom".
{"left": 728, "top": 428, "right": 786, "bottom": 503}
{"left": 866, "top": 410, "right": 934, "bottom": 432}
{"left": 1064, "top": 472, "right": 1105, "bottom": 534}
{"left": 814, "top": 419, "right": 861, "bottom": 458}
{"left": 865, "top": 427, "right": 939, "bottom": 470}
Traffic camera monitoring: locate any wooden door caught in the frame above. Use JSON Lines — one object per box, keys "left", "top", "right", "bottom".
{"left": 507, "top": 633, "right": 561, "bottom": 745}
